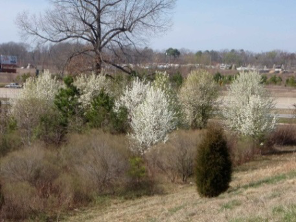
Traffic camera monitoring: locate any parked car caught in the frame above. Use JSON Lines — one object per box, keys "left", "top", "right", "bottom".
{"left": 4, "top": 83, "right": 22, "bottom": 88}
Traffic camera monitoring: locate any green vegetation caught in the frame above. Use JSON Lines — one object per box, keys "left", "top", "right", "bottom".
{"left": 286, "top": 76, "right": 296, "bottom": 87}
{"left": 221, "top": 199, "right": 241, "bottom": 210}
{"left": 54, "top": 76, "right": 81, "bottom": 129}
{"left": 195, "top": 126, "right": 232, "bottom": 197}
{"left": 213, "top": 72, "right": 236, "bottom": 85}
{"left": 85, "top": 90, "right": 128, "bottom": 133}
{"left": 241, "top": 170, "right": 296, "bottom": 190}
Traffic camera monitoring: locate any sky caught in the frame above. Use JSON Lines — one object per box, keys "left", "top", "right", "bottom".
{"left": 1, "top": 0, "right": 296, "bottom": 52}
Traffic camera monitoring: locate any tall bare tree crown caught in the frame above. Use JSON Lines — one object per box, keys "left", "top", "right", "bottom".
{"left": 16, "top": 0, "right": 176, "bottom": 74}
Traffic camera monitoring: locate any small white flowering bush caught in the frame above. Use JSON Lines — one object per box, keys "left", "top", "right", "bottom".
{"left": 179, "top": 70, "right": 219, "bottom": 129}
{"left": 116, "top": 77, "right": 177, "bottom": 154}
{"left": 223, "top": 71, "right": 276, "bottom": 140}
{"left": 130, "top": 86, "right": 177, "bottom": 154}
{"left": 153, "top": 72, "right": 171, "bottom": 95}
{"left": 115, "top": 78, "right": 151, "bottom": 119}
{"left": 153, "top": 71, "right": 179, "bottom": 111}
{"left": 10, "top": 71, "right": 61, "bottom": 144}
{"left": 74, "top": 73, "right": 111, "bottom": 109}
{"left": 10, "top": 70, "right": 60, "bottom": 115}
{"left": 13, "top": 70, "right": 60, "bottom": 104}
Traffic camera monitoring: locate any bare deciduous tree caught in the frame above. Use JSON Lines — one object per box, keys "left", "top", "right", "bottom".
{"left": 16, "top": 0, "right": 176, "bottom": 74}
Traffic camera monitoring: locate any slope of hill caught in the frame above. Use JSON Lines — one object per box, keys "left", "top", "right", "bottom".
{"left": 64, "top": 150, "right": 296, "bottom": 222}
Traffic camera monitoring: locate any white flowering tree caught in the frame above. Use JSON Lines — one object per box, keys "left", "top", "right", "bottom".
{"left": 10, "top": 71, "right": 60, "bottom": 144}
{"left": 13, "top": 70, "right": 60, "bottom": 104}
{"left": 115, "top": 78, "right": 151, "bottom": 120}
{"left": 153, "top": 71, "right": 171, "bottom": 95}
{"left": 130, "top": 86, "right": 177, "bottom": 154}
{"left": 74, "top": 73, "right": 111, "bottom": 109}
{"left": 153, "top": 71, "right": 178, "bottom": 109}
{"left": 179, "top": 70, "right": 219, "bottom": 129}
{"left": 223, "top": 71, "right": 276, "bottom": 141}
{"left": 116, "top": 77, "right": 177, "bottom": 154}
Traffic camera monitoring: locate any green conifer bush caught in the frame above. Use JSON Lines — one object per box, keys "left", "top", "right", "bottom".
{"left": 195, "top": 126, "right": 232, "bottom": 197}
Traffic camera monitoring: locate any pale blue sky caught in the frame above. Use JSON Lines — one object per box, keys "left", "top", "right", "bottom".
{"left": 1, "top": 0, "right": 296, "bottom": 52}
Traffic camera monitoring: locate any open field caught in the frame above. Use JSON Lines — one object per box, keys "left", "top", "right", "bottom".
{"left": 65, "top": 150, "right": 296, "bottom": 222}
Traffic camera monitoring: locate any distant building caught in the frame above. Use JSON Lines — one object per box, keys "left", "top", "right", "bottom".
{"left": 220, "top": 63, "right": 231, "bottom": 70}
{"left": 274, "top": 65, "right": 284, "bottom": 72}
{"left": 0, "top": 55, "right": 18, "bottom": 73}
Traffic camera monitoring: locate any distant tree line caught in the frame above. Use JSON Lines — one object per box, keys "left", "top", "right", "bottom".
{"left": 1, "top": 41, "right": 296, "bottom": 74}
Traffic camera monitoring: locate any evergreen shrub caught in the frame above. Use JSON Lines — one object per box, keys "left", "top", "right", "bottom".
{"left": 195, "top": 125, "right": 232, "bottom": 197}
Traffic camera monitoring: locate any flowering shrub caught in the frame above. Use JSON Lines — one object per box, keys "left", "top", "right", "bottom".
{"left": 10, "top": 71, "right": 60, "bottom": 144}
{"left": 11, "top": 70, "right": 60, "bottom": 107}
{"left": 116, "top": 77, "right": 177, "bottom": 154}
{"left": 130, "top": 86, "right": 177, "bottom": 154}
{"left": 74, "top": 73, "right": 111, "bottom": 109}
{"left": 115, "top": 78, "right": 150, "bottom": 120}
{"left": 153, "top": 71, "right": 179, "bottom": 112}
{"left": 223, "top": 71, "right": 276, "bottom": 141}
{"left": 179, "top": 70, "right": 219, "bottom": 129}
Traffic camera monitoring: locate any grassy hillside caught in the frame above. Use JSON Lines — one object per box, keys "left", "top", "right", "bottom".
{"left": 64, "top": 149, "right": 296, "bottom": 222}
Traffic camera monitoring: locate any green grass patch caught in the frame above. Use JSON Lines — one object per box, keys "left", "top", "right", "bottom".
{"left": 277, "top": 118, "right": 296, "bottom": 124}
{"left": 273, "top": 206, "right": 285, "bottom": 214}
{"left": 272, "top": 204, "right": 296, "bottom": 221}
{"left": 146, "top": 217, "right": 158, "bottom": 222}
{"left": 220, "top": 199, "right": 241, "bottom": 210}
{"left": 230, "top": 216, "right": 268, "bottom": 222}
{"left": 92, "top": 195, "right": 112, "bottom": 206}
{"left": 168, "top": 204, "right": 186, "bottom": 214}
{"left": 242, "top": 174, "right": 287, "bottom": 189}
{"left": 230, "top": 170, "right": 296, "bottom": 193}
{"left": 268, "top": 190, "right": 282, "bottom": 199}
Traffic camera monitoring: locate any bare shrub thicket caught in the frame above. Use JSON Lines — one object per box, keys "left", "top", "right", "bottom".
{"left": 146, "top": 130, "right": 204, "bottom": 182}
{"left": 1, "top": 182, "right": 43, "bottom": 220}
{"left": 62, "top": 130, "right": 131, "bottom": 195}
{"left": 226, "top": 133, "right": 260, "bottom": 166}
{"left": 0, "top": 145, "right": 71, "bottom": 220}
{"left": 10, "top": 71, "right": 61, "bottom": 145}
{"left": 266, "top": 125, "right": 296, "bottom": 147}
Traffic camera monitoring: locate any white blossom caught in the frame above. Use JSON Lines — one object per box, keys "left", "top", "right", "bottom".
{"left": 179, "top": 70, "right": 219, "bottom": 128}
{"left": 19, "top": 70, "right": 59, "bottom": 101}
{"left": 223, "top": 71, "right": 276, "bottom": 140}
{"left": 10, "top": 71, "right": 61, "bottom": 144}
{"left": 153, "top": 71, "right": 178, "bottom": 110}
{"left": 115, "top": 78, "right": 150, "bottom": 119}
{"left": 10, "top": 71, "right": 60, "bottom": 113}
{"left": 130, "top": 86, "right": 177, "bottom": 154}
{"left": 116, "top": 77, "right": 177, "bottom": 154}
{"left": 74, "top": 73, "right": 111, "bottom": 109}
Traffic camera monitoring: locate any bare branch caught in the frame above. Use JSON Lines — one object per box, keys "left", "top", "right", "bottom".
{"left": 16, "top": 0, "right": 176, "bottom": 74}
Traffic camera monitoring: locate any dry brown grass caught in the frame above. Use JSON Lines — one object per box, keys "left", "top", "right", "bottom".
{"left": 64, "top": 152, "right": 296, "bottom": 222}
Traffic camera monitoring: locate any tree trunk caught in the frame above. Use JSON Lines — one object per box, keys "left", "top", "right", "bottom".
{"left": 95, "top": 60, "right": 102, "bottom": 75}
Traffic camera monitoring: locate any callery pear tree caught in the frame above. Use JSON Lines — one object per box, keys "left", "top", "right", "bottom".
{"left": 223, "top": 71, "right": 276, "bottom": 141}
{"left": 130, "top": 86, "right": 177, "bottom": 154}
{"left": 179, "top": 70, "right": 219, "bottom": 129}
{"left": 10, "top": 71, "right": 61, "bottom": 144}
{"left": 116, "top": 76, "right": 177, "bottom": 154}
{"left": 16, "top": 0, "right": 176, "bottom": 74}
